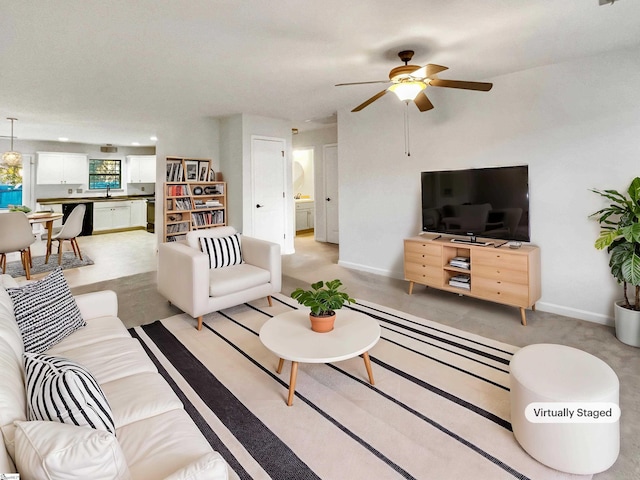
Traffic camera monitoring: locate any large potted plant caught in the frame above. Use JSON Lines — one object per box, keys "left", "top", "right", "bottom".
{"left": 590, "top": 177, "right": 640, "bottom": 347}
{"left": 291, "top": 279, "right": 356, "bottom": 333}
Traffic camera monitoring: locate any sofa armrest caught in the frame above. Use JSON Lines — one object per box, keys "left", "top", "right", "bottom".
{"left": 241, "top": 236, "right": 281, "bottom": 293}
{"left": 157, "top": 242, "right": 211, "bottom": 318}
{"left": 73, "top": 290, "right": 118, "bottom": 320}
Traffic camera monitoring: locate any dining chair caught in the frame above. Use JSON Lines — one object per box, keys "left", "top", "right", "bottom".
{"left": 0, "top": 212, "right": 37, "bottom": 279}
{"left": 46, "top": 204, "right": 86, "bottom": 265}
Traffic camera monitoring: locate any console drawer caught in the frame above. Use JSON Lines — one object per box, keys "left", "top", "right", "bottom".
{"left": 404, "top": 240, "right": 442, "bottom": 257}
{"left": 473, "top": 264, "right": 529, "bottom": 284}
{"left": 405, "top": 263, "right": 442, "bottom": 286}
{"left": 405, "top": 251, "right": 441, "bottom": 267}
{"left": 472, "top": 250, "right": 528, "bottom": 270}
{"left": 472, "top": 277, "right": 529, "bottom": 306}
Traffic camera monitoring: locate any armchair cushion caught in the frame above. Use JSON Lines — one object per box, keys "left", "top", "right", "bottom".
{"left": 209, "top": 264, "right": 270, "bottom": 297}
{"left": 199, "top": 234, "right": 243, "bottom": 269}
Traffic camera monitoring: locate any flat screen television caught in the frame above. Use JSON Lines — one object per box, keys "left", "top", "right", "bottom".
{"left": 421, "top": 165, "right": 530, "bottom": 242}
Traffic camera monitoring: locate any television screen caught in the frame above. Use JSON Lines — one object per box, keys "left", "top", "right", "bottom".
{"left": 421, "top": 165, "right": 530, "bottom": 242}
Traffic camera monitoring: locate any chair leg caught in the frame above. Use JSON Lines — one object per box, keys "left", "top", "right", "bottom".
{"left": 197, "top": 316, "right": 203, "bottom": 331}
{"left": 21, "top": 250, "right": 31, "bottom": 280}
{"left": 72, "top": 238, "right": 83, "bottom": 260}
{"left": 1, "top": 254, "right": 6, "bottom": 274}
{"left": 58, "top": 240, "right": 63, "bottom": 265}
{"left": 267, "top": 295, "right": 273, "bottom": 307}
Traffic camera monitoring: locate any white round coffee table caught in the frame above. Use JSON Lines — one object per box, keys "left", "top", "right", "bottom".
{"left": 259, "top": 309, "right": 381, "bottom": 406}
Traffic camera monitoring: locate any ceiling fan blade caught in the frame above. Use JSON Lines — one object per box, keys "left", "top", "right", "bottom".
{"left": 429, "top": 78, "right": 493, "bottom": 91}
{"left": 335, "top": 80, "right": 390, "bottom": 86}
{"left": 351, "top": 89, "right": 387, "bottom": 112}
{"left": 414, "top": 92, "right": 434, "bottom": 112}
{"left": 410, "top": 64, "right": 449, "bottom": 79}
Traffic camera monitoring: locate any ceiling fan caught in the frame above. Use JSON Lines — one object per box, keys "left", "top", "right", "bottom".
{"left": 336, "top": 50, "right": 493, "bottom": 112}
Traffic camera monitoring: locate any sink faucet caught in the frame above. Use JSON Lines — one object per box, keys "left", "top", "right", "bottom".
{"left": 106, "top": 185, "right": 111, "bottom": 198}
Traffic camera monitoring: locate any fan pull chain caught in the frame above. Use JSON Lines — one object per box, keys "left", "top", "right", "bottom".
{"left": 404, "top": 101, "right": 411, "bottom": 156}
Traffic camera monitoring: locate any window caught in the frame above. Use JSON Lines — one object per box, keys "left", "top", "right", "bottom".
{"left": 0, "top": 165, "right": 22, "bottom": 208}
{"left": 89, "top": 159, "right": 121, "bottom": 190}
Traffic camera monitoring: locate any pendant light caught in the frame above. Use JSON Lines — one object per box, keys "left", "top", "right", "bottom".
{"left": 2, "top": 118, "right": 22, "bottom": 167}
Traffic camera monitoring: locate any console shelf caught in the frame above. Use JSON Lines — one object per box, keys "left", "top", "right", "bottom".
{"left": 404, "top": 235, "right": 541, "bottom": 325}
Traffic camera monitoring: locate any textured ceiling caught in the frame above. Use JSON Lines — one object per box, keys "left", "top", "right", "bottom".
{"left": 1, "top": 0, "right": 639, "bottom": 146}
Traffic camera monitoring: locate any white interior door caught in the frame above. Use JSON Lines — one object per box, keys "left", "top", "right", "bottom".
{"left": 324, "top": 144, "right": 339, "bottom": 244}
{"left": 252, "top": 137, "right": 286, "bottom": 249}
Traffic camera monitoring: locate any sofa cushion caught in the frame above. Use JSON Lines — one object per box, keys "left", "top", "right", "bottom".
{"left": 100, "top": 372, "right": 183, "bottom": 429}
{"left": 47, "top": 314, "right": 131, "bottom": 353}
{"left": 14, "top": 420, "right": 131, "bottom": 480}
{"left": 163, "top": 452, "right": 229, "bottom": 480}
{"left": 7, "top": 268, "right": 85, "bottom": 353}
{"left": 48, "top": 337, "right": 157, "bottom": 384}
{"left": 200, "top": 234, "right": 243, "bottom": 269}
{"left": 209, "top": 263, "right": 271, "bottom": 297}
{"left": 117, "top": 409, "right": 221, "bottom": 480}
{"left": 24, "top": 353, "right": 115, "bottom": 435}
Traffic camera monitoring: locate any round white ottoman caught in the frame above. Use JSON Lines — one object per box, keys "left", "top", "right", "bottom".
{"left": 510, "top": 344, "right": 619, "bottom": 475}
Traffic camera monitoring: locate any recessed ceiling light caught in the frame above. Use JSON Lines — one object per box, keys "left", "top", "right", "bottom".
{"left": 150, "top": 136, "right": 158, "bottom": 141}
{"left": 58, "top": 137, "right": 69, "bottom": 142}
{"left": 132, "top": 142, "right": 140, "bottom": 146}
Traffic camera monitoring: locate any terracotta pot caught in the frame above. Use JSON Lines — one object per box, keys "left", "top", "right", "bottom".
{"left": 309, "top": 312, "right": 336, "bottom": 333}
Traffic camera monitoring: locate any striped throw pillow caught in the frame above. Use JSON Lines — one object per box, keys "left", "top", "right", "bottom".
{"left": 24, "top": 353, "right": 115, "bottom": 435}
{"left": 199, "top": 234, "right": 243, "bottom": 269}
{"left": 7, "top": 267, "right": 85, "bottom": 353}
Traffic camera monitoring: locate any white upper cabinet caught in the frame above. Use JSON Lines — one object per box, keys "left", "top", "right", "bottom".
{"left": 36, "top": 152, "right": 88, "bottom": 184}
{"left": 127, "top": 155, "right": 156, "bottom": 183}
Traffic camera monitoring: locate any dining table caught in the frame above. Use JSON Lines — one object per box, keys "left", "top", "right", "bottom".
{"left": 27, "top": 212, "right": 64, "bottom": 264}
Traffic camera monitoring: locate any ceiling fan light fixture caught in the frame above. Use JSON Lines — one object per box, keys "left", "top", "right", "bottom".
{"left": 389, "top": 81, "right": 426, "bottom": 102}
{"left": 2, "top": 118, "right": 22, "bottom": 167}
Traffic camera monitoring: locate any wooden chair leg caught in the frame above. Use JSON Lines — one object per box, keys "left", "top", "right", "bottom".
{"left": 267, "top": 295, "right": 273, "bottom": 307}
{"left": 28, "top": 247, "right": 33, "bottom": 267}
{"left": 58, "top": 240, "right": 63, "bottom": 265}
{"left": 0, "top": 253, "right": 5, "bottom": 274}
{"left": 197, "top": 316, "right": 203, "bottom": 331}
{"left": 22, "top": 250, "right": 31, "bottom": 280}
{"left": 71, "top": 238, "right": 82, "bottom": 260}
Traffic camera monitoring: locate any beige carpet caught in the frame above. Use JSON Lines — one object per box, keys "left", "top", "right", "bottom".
{"left": 130, "top": 294, "right": 591, "bottom": 480}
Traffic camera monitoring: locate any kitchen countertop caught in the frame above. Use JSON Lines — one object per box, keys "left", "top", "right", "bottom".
{"left": 37, "top": 195, "right": 154, "bottom": 205}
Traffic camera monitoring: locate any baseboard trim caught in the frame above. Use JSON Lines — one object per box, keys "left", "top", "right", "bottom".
{"left": 337, "top": 260, "right": 404, "bottom": 280}
{"left": 535, "top": 302, "right": 614, "bottom": 327}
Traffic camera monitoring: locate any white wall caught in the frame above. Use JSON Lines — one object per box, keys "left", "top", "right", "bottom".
{"left": 338, "top": 47, "right": 640, "bottom": 326}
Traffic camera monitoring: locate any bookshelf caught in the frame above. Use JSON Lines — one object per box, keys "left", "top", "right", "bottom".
{"left": 164, "top": 156, "right": 226, "bottom": 242}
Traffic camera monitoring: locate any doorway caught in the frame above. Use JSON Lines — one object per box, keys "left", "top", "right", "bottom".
{"left": 293, "top": 148, "right": 315, "bottom": 236}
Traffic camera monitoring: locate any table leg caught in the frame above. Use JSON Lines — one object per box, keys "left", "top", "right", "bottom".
{"left": 363, "top": 351, "right": 375, "bottom": 385}
{"left": 276, "top": 358, "right": 284, "bottom": 374}
{"left": 44, "top": 220, "right": 54, "bottom": 264}
{"left": 287, "top": 361, "right": 298, "bottom": 406}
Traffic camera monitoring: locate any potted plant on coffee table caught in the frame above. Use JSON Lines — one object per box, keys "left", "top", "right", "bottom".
{"left": 291, "top": 279, "right": 356, "bottom": 333}
{"left": 590, "top": 176, "right": 640, "bottom": 347}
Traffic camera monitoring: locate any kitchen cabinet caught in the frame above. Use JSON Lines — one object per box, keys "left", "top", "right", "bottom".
{"left": 93, "top": 201, "right": 132, "bottom": 232}
{"left": 36, "top": 152, "right": 88, "bottom": 184}
{"left": 127, "top": 155, "right": 156, "bottom": 183}
{"left": 129, "top": 200, "right": 146, "bottom": 227}
{"left": 295, "top": 201, "right": 314, "bottom": 231}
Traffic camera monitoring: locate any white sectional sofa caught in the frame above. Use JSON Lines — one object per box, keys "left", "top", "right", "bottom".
{"left": 0, "top": 273, "right": 230, "bottom": 480}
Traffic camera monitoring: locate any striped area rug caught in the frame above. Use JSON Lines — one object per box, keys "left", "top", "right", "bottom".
{"left": 129, "top": 294, "right": 590, "bottom": 480}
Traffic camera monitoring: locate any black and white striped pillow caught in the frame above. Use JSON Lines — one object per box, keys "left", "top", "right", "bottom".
{"left": 24, "top": 353, "right": 115, "bottom": 435}
{"left": 7, "top": 267, "right": 85, "bottom": 353}
{"left": 199, "top": 234, "right": 243, "bottom": 269}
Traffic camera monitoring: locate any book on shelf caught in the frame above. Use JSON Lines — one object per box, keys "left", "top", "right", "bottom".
{"left": 450, "top": 274, "right": 470, "bottom": 283}
{"left": 449, "top": 256, "right": 471, "bottom": 269}
{"left": 449, "top": 280, "right": 471, "bottom": 289}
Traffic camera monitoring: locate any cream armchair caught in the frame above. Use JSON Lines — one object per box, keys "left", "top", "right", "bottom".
{"left": 157, "top": 227, "right": 281, "bottom": 330}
